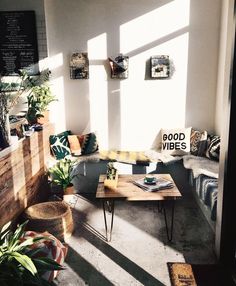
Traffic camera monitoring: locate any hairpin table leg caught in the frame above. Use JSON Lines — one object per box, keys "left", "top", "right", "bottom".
{"left": 102, "top": 200, "right": 115, "bottom": 242}
{"left": 162, "top": 200, "right": 175, "bottom": 242}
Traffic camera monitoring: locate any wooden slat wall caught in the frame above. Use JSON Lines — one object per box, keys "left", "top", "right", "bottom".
{"left": 0, "top": 123, "right": 54, "bottom": 227}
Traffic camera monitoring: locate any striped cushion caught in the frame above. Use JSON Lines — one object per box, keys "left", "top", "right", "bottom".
{"left": 190, "top": 129, "right": 208, "bottom": 156}
{"left": 205, "top": 135, "right": 220, "bottom": 161}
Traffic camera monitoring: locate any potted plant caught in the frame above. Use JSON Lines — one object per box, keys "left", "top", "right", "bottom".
{"left": 0, "top": 68, "right": 55, "bottom": 149}
{"left": 104, "top": 162, "right": 118, "bottom": 189}
{"left": 0, "top": 220, "right": 64, "bottom": 285}
{"left": 21, "top": 69, "right": 57, "bottom": 125}
{"left": 48, "top": 158, "right": 77, "bottom": 196}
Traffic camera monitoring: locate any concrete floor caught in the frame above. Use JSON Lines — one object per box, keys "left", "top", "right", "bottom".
{"left": 54, "top": 192, "right": 216, "bottom": 286}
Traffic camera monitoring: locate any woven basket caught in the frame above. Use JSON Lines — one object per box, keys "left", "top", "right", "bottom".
{"left": 24, "top": 201, "right": 74, "bottom": 241}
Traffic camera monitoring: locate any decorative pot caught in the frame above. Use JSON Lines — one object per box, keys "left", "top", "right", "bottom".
{"left": 37, "top": 110, "right": 49, "bottom": 125}
{"left": 104, "top": 171, "right": 118, "bottom": 190}
{"left": 64, "top": 184, "right": 75, "bottom": 195}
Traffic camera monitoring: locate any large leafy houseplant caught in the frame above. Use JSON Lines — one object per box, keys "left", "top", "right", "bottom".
{"left": 0, "top": 221, "right": 64, "bottom": 286}
{"left": 20, "top": 69, "right": 57, "bottom": 125}
{"left": 48, "top": 158, "right": 77, "bottom": 191}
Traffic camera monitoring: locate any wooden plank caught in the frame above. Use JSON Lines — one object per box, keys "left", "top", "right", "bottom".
{"left": 0, "top": 123, "right": 54, "bottom": 227}
{"left": 96, "top": 174, "right": 182, "bottom": 201}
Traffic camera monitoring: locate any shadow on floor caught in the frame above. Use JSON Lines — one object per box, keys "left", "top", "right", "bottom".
{"left": 69, "top": 223, "right": 165, "bottom": 286}
{"left": 64, "top": 246, "right": 114, "bottom": 286}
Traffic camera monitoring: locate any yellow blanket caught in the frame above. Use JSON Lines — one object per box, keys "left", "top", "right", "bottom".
{"left": 99, "top": 150, "right": 150, "bottom": 164}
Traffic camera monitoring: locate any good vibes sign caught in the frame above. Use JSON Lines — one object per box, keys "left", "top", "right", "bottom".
{"left": 161, "top": 128, "right": 191, "bottom": 155}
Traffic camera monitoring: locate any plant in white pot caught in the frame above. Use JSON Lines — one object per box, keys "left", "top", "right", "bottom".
{"left": 48, "top": 158, "right": 77, "bottom": 197}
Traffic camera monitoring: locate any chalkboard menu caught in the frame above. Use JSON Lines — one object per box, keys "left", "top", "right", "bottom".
{"left": 0, "top": 11, "right": 39, "bottom": 76}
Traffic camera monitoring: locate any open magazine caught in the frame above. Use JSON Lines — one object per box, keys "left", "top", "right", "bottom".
{"left": 132, "top": 177, "right": 174, "bottom": 192}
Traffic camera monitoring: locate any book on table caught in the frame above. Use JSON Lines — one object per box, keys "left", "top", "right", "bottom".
{"left": 132, "top": 177, "right": 174, "bottom": 192}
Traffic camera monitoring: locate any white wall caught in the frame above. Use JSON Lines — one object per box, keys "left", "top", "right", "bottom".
{"left": 44, "top": 0, "right": 222, "bottom": 150}
{"left": 1, "top": 0, "right": 222, "bottom": 150}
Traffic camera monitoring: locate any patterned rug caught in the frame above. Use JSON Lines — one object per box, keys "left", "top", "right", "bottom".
{"left": 167, "top": 262, "right": 222, "bottom": 286}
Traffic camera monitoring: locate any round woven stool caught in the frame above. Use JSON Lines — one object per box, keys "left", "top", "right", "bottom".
{"left": 24, "top": 201, "right": 74, "bottom": 241}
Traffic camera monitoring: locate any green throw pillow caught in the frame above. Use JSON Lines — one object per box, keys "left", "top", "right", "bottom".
{"left": 49, "top": 130, "right": 72, "bottom": 159}
{"left": 79, "top": 132, "right": 99, "bottom": 155}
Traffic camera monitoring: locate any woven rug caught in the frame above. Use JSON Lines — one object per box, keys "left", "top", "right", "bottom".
{"left": 167, "top": 262, "right": 222, "bottom": 286}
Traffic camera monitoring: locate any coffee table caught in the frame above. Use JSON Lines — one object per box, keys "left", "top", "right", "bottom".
{"left": 96, "top": 174, "right": 182, "bottom": 242}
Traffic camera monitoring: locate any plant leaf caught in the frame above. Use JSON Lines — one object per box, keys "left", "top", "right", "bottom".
{"left": 33, "top": 257, "right": 65, "bottom": 271}
{"left": 10, "top": 252, "right": 38, "bottom": 276}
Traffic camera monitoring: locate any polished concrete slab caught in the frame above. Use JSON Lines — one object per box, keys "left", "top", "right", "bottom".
{"left": 54, "top": 192, "right": 216, "bottom": 286}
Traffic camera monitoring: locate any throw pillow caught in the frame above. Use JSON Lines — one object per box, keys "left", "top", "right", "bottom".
{"left": 161, "top": 127, "right": 191, "bottom": 155}
{"left": 49, "top": 130, "right": 71, "bottom": 160}
{"left": 79, "top": 132, "right": 99, "bottom": 155}
{"left": 205, "top": 134, "right": 220, "bottom": 161}
{"left": 68, "top": 135, "right": 82, "bottom": 156}
{"left": 190, "top": 129, "right": 208, "bottom": 157}
{"left": 22, "top": 231, "right": 68, "bottom": 282}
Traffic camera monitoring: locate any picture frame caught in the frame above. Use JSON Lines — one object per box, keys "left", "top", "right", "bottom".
{"left": 108, "top": 54, "right": 129, "bottom": 79}
{"left": 70, "top": 52, "right": 89, "bottom": 79}
{"left": 150, "top": 55, "right": 170, "bottom": 79}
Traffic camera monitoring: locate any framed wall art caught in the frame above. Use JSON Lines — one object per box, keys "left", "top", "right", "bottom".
{"left": 108, "top": 54, "right": 129, "bottom": 79}
{"left": 70, "top": 52, "right": 89, "bottom": 79}
{"left": 150, "top": 55, "right": 170, "bottom": 79}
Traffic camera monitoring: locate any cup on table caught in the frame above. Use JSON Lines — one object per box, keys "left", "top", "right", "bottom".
{"left": 145, "top": 175, "right": 155, "bottom": 183}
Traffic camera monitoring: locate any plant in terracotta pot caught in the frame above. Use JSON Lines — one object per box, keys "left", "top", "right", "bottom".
{"left": 48, "top": 158, "right": 77, "bottom": 197}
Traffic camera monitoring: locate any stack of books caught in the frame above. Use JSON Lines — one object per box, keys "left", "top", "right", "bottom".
{"left": 132, "top": 177, "right": 174, "bottom": 192}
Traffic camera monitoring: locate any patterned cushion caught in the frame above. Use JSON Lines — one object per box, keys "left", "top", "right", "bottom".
{"left": 49, "top": 130, "right": 71, "bottom": 159}
{"left": 79, "top": 132, "right": 99, "bottom": 155}
{"left": 161, "top": 127, "right": 191, "bottom": 155}
{"left": 190, "top": 129, "right": 208, "bottom": 157}
{"left": 68, "top": 135, "right": 82, "bottom": 156}
{"left": 22, "top": 231, "right": 68, "bottom": 282}
{"left": 206, "top": 135, "right": 220, "bottom": 161}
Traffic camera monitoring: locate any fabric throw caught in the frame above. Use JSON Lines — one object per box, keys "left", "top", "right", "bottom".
{"left": 144, "top": 149, "right": 182, "bottom": 164}
{"left": 161, "top": 127, "right": 191, "bottom": 155}
{"left": 49, "top": 130, "right": 71, "bottom": 160}
{"left": 192, "top": 173, "right": 218, "bottom": 221}
{"left": 183, "top": 154, "right": 219, "bottom": 178}
{"left": 22, "top": 231, "right": 68, "bottom": 282}
{"left": 190, "top": 129, "right": 208, "bottom": 156}
{"left": 68, "top": 135, "right": 82, "bottom": 156}
{"left": 205, "top": 134, "right": 220, "bottom": 161}
{"left": 99, "top": 150, "right": 150, "bottom": 164}
{"left": 79, "top": 132, "right": 99, "bottom": 155}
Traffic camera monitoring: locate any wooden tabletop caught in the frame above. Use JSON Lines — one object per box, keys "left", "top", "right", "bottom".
{"left": 96, "top": 174, "right": 182, "bottom": 201}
